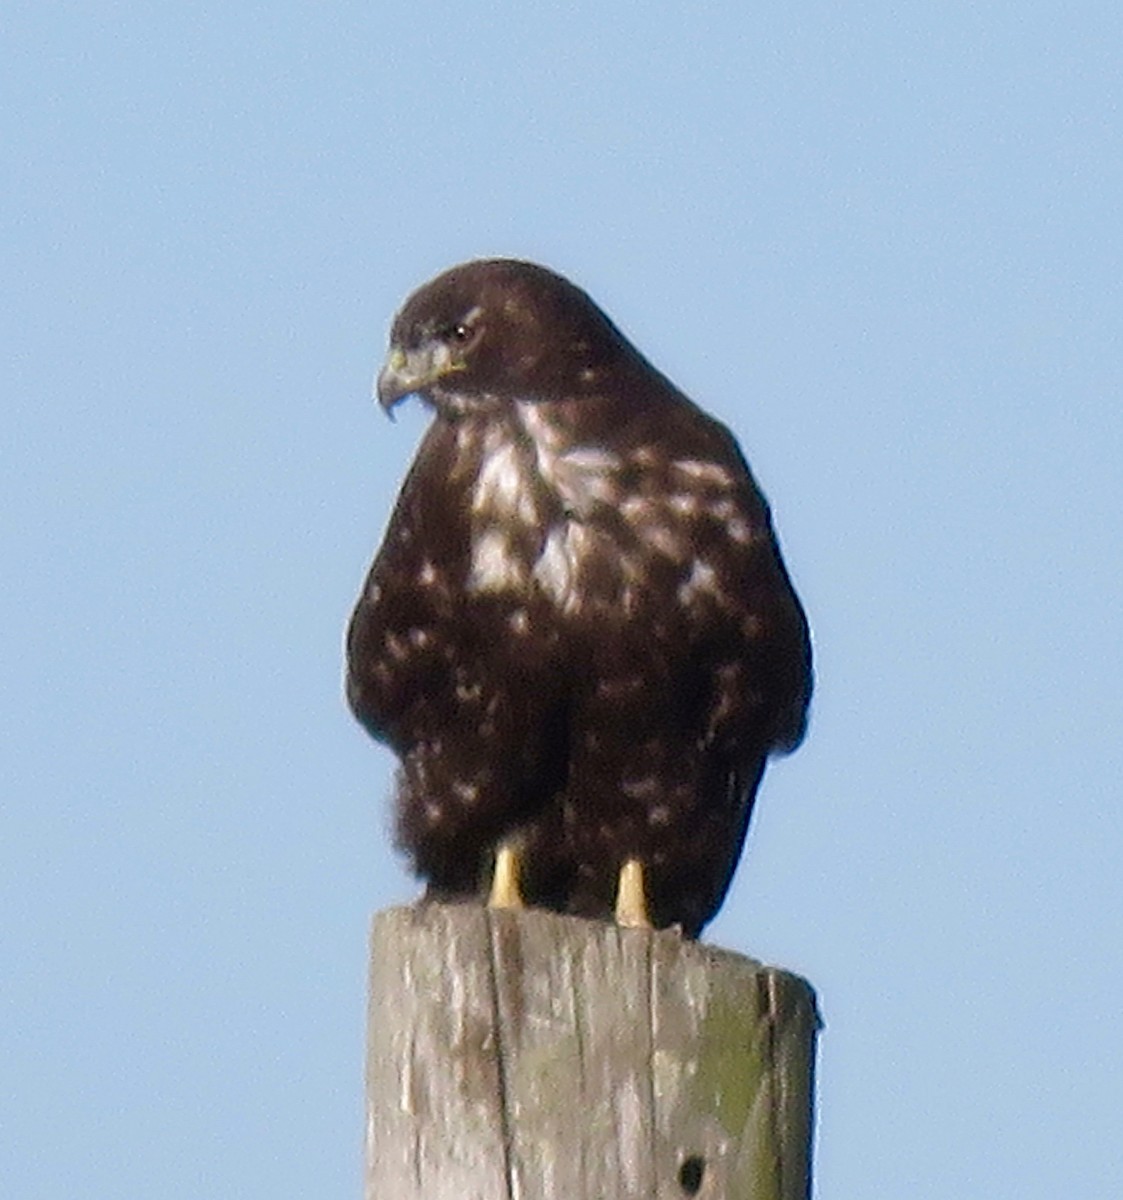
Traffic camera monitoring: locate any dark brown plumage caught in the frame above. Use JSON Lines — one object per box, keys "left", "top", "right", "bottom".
{"left": 347, "top": 259, "right": 811, "bottom": 936}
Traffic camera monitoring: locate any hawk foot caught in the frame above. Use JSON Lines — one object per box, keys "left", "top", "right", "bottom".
{"left": 614, "top": 858, "right": 652, "bottom": 929}
{"left": 487, "top": 841, "right": 525, "bottom": 910}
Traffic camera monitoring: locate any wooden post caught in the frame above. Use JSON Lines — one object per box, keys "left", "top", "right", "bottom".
{"left": 365, "top": 904, "right": 819, "bottom": 1200}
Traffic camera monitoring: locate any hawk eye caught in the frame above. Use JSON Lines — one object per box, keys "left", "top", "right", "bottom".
{"left": 449, "top": 322, "right": 473, "bottom": 343}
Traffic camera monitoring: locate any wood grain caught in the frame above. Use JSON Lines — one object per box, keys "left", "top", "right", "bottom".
{"left": 366, "top": 905, "right": 818, "bottom": 1200}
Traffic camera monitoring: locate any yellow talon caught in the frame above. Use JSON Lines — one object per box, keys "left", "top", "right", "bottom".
{"left": 487, "top": 841, "right": 524, "bottom": 910}
{"left": 614, "top": 858, "right": 652, "bottom": 929}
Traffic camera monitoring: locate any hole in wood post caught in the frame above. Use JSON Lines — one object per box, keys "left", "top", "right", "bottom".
{"left": 678, "top": 1155, "right": 705, "bottom": 1194}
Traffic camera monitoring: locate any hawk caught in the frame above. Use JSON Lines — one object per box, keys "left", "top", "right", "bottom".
{"left": 347, "top": 259, "right": 811, "bottom": 937}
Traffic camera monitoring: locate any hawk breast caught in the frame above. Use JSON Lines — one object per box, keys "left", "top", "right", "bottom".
{"left": 462, "top": 401, "right": 743, "bottom": 623}
{"left": 465, "top": 402, "right": 625, "bottom": 611}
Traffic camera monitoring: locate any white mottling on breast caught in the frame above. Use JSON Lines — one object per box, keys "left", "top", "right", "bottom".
{"left": 727, "top": 517, "right": 755, "bottom": 544}
{"left": 455, "top": 423, "right": 475, "bottom": 454}
{"left": 468, "top": 527, "right": 526, "bottom": 593}
{"left": 472, "top": 437, "right": 519, "bottom": 508}
{"left": 516, "top": 402, "right": 566, "bottom": 452}
{"left": 672, "top": 458, "right": 733, "bottom": 487}
{"left": 742, "top": 613, "right": 765, "bottom": 638}
{"left": 517, "top": 403, "right": 620, "bottom": 516}
{"left": 619, "top": 496, "right": 651, "bottom": 521}
{"left": 384, "top": 631, "right": 409, "bottom": 660}
{"left": 558, "top": 446, "right": 620, "bottom": 473}
{"left": 532, "top": 521, "right": 591, "bottom": 611}
{"left": 472, "top": 438, "right": 538, "bottom": 523}
{"left": 621, "top": 775, "right": 660, "bottom": 799}
{"left": 639, "top": 523, "right": 687, "bottom": 559}
{"left": 459, "top": 407, "right": 753, "bottom": 613}
{"left": 667, "top": 493, "right": 702, "bottom": 516}
{"left": 550, "top": 448, "right": 620, "bottom": 512}
{"left": 677, "top": 559, "right": 721, "bottom": 605}
{"left": 710, "top": 497, "right": 736, "bottom": 521}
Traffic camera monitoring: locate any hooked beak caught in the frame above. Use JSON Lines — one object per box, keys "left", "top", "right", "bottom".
{"left": 375, "top": 341, "right": 460, "bottom": 411}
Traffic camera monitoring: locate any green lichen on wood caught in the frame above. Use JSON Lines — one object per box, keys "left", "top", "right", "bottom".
{"left": 686, "top": 975, "right": 780, "bottom": 1198}
{"left": 682, "top": 965, "right": 816, "bottom": 1200}
{"left": 692, "top": 985, "right": 767, "bottom": 1139}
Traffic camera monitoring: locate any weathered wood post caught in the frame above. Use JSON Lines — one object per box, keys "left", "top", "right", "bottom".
{"left": 365, "top": 905, "right": 818, "bottom": 1200}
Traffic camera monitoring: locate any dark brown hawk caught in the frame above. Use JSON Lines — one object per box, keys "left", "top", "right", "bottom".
{"left": 347, "top": 259, "right": 811, "bottom": 937}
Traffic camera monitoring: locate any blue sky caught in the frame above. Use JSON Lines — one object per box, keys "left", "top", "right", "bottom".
{"left": 3, "top": 3, "right": 1121, "bottom": 1196}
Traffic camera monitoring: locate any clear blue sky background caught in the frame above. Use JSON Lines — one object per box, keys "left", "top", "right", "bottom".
{"left": 4, "top": 4, "right": 1121, "bottom": 1197}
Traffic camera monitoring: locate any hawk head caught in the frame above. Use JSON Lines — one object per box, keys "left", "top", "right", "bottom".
{"left": 375, "top": 259, "right": 639, "bottom": 417}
